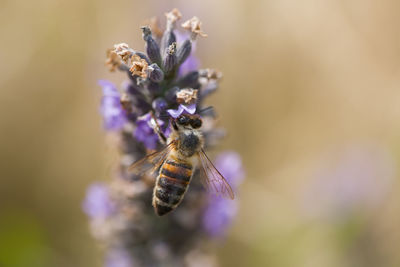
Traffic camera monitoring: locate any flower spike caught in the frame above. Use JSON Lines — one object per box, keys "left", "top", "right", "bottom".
{"left": 88, "top": 8, "right": 245, "bottom": 267}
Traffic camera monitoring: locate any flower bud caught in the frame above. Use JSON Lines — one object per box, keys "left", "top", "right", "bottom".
{"left": 147, "top": 81, "right": 161, "bottom": 95}
{"left": 162, "top": 42, "right": 177, "bottom": 75}
{"left": 165, "top": 86, "right": 179, "bottom": 103}
{"left": 160, "top": 29, "right": 176, "bottom": 57}
{"left": 176, "top": 39, "right": 192, "bottom": 65}
{"left": 135, "top": 52, "right": 150, "bottom": 64}
{"left": 141, "top": 26, "right": 161, "bottom": 65}
{"left": 177, "top": 71, "right": 199, "bottom": 88}
{"left": 148, "top": 63, "right": 164, "bottom": 83}
{"left": 152, "top": 98, "right": 168, "bottom": 114}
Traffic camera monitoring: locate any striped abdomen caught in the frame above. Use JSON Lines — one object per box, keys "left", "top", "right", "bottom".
{"left": 153, "top": 157, "right": 193, "bottom": 216}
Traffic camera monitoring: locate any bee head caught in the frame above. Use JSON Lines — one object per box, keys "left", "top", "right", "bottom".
{"left": 173, "top": 114, "right": 202, "bottom": 130}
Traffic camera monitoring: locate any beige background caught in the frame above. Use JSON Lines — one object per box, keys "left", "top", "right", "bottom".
{"left": 1, "top": 0, "right": 400, "bottom": 266}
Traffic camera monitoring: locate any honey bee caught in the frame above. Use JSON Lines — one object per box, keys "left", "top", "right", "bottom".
{"left": 128, "top": 113, "right": 234, "bottom": 216}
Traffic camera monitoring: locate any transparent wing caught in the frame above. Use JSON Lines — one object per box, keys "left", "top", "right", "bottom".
{"left": 198, "top": 149, "right": 234, "bottom": 199}
{"left": 128, "top": 141, "right": 175, "bottom": 176}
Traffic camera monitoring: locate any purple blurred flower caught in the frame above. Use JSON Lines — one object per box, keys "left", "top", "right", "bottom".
{"left": 152, "top": 98, "right": 168, "bottom": 114}
{"left": 83, "top": 183, "right": 115, "bottom": 219}
{"left": 202, "top": 151, "right": 245, "bottom": 237}
{"left": 106, "top": 248, "right": 133, "bottom": 267}
{"left": 99, "top": 80, "right": 127, "bottom": 131}
{"left": 167, "top": 103, "right": 196, "bottom": 118}
{"left": 215, "top": 152, "right": 245, "bottom": 189}
{"left": 202, "top": 196, "right": 238, "bottom": 238}
{"left": 176, "top": 31, "right": 199, "bottom": 76}
{"left": 179, "top": 54, "right": 199, "bottom": 77}
{"left": 301, "top": 145, "right": 395, "bottom": 220}
{"left": 134, "top": 112, "right": 167, "bottom": 150}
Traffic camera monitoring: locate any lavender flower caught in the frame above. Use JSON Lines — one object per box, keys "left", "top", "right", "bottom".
{"left": 83, "top": 183, "right": 115, "bottom": 219}
{"left": 215, "top": 151, "right": 245, "bottom": 188}
{"left": 167, "top": 103, "right": 196, "bottom": 118}
{"left": 152, "top": 97, "right": 168, "bottom": 115}
{"left": 301, "top": 145, "right": 395, "bottom": 220}
{"left": 179, "top": 55, "right": 199, "bottom": 77}
{"left": 176, "top": 31, "right": 199, "bottom": 76}
{"left": 203, "top": 151, "right": 245, "bottom": 237}
{"left": 134, "top": 112, "right": 166, "bottom": 150}
{"left": 106, "top": 248, "right": 134, "bottom": 267}
{"left": 99, "top": 80, "right": 127, "bottom": 131}
{"left": 85, "top": 9, "right": 245, "bottom": 267}
{"left": 203, "top": 196, "right": 238, "bottom": 238}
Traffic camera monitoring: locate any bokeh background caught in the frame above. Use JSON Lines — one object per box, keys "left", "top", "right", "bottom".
{"left": 1, "top": 0, "right": 400, "bottom": 266}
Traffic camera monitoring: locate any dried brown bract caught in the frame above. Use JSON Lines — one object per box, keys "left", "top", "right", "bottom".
{"left": 105, "top": 49, "right": 121, "bottom": 72}
{"left": 165, "top": 8, "right": 182, "bottom": 25}
{"left": 176, "top": 88, "right": 198, "bottom": 104}
{"left": 200, "top": 69, "right": 223, "bottom": 81}
{"left": 113, "top": 43, "right": 132, "bottom": 63}
{"left": 120, "top": 93, "right": 133, "bottom": 112}
{"left": 129, "top": 55, "right": 148, "bottom": 78}
{"left": 182, "top": 17, "right": 208, "bottom": 39}
{"left": 148, "top": 17, "right": 163, "bottom": 38}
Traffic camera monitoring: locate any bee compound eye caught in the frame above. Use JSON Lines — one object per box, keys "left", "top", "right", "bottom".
{"left": 177, "top": 116, "right": 189, "bottom": 125}
{"left": 192, "top": 118, "right": 202, "bottom": 128}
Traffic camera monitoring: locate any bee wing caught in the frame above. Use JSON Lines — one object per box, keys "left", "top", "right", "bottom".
{"left": 128, "top": 141, "right": 176, "bottom": 176}
{"left": 198, "top": 149, "right": 235, "bottom": 199}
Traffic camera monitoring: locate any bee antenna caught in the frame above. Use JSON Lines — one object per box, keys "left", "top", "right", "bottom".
{"left": 198, "top": 106, "right": 213, "bottom": 113}
{"left": 198, "top": 106, "right": 216, "bottom": 117}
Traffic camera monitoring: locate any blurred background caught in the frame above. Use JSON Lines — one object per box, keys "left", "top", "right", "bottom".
{"left": 1, "top": 0, "right": 400, "bottom": 266}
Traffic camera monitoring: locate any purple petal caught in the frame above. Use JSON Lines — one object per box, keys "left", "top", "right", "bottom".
{"left": 143, "top": 134, "right": 159, "bottom": 150}
{"left": 182, "top": 103, "right": 196, "bottom": 114}
{"left": 134, "top": 112, "right": 165, "bottom": 150}
{"left": 82, "top": 183, "right": 115, "bottom": 219}
{"left": 99, "top": 80, "right": 120, "bottom": 97}
{"left": 179, "top": 55, "right": 199, "bottom": 77}
{"left": 99, "top": 80, "right": 127, "bottom": 131}
{"left": 152, "top": 98, "right": 168, "bottom": 113}
{"left": 167, "top": 105, "right": 184, "bottom": 118}
{"left": 167, "top": 104, "right": 197, "bottom": 118}
{"left": 215, "top": 151, "right": 245, "bottom": 190}
{"left": 163, "top": 124, "right": 172, "bottom": 138}
{"left": 175, "top": 30, "right": 189, "bottom": 45}
{"left": 300, "top": 145, "right": 395, "bottom": 220}
{"left": 106, "top": 248, "right": 133, "bottom": 267}
{"left": 202, "top": 196, "right": 238, "bottom": 237}
{"left": 202, "top": 150, "right": 245, "bottom": 237}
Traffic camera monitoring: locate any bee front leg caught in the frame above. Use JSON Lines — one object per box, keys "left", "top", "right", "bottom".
{"left": 150, "top": 111, "right": 167, "bottom": 145}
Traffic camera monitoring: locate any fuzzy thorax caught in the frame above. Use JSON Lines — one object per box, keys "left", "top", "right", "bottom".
{"left": 168, "top": 126, "right": 204, "bottom": 159}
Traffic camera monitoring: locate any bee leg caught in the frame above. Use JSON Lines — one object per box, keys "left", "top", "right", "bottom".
{"left": 150, "top": 111, "right": 167, "bottom": 145}
{"left": 171, "top": 117, "right": 178, "bottom": 131}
